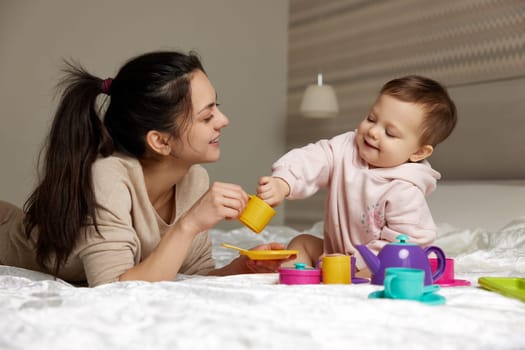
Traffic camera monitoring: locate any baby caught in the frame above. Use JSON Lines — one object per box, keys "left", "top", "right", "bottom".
{"left": 256, "top": 75, "right": 457, "bottom": 273}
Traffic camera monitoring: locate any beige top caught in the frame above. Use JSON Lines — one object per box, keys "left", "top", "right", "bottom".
{"left": 0, "top": 153, "right": 215, "bottom": 286}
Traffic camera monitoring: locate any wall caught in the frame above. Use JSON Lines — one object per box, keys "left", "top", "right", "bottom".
{"left": 0, "top": 0, "right": 289, "bottom": 230}
{"left": 286, "top": 0, "right": 525, "bottom": 229}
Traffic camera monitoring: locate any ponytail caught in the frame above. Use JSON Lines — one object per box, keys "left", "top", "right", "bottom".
{"left": 24, "top": 61, "right": 113, "bottom": 275}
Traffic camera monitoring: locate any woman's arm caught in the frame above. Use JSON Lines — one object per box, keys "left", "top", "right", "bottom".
{"left": 119, "top": 182, "right": 249, "bottom": 282}
{"left": 118, "top": 215, "right": 202, "bottom": 282}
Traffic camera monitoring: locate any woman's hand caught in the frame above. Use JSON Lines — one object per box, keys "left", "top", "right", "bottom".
{"left": 244, "top": 242, "right": 296, "bottom": 273}
{"left": 256, "top": 176, "right": 290, "bottom": 207}
{"left": 181, "top": 182, "right": 249, "bottom": 235}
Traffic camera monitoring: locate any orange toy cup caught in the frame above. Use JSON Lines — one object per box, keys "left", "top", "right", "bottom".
{"left": 239, "top": 195, "right": 276, "bottom": 233}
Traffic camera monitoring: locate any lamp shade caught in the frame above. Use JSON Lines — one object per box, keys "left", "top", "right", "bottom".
{"left": 299, "top": 74, "right": 339, "bottom": 118}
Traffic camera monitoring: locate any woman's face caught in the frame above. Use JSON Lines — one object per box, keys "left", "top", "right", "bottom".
{"left": 170, "top": 70, "right": 229, "bottom": 164}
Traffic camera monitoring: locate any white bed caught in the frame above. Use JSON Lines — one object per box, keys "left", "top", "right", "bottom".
{"left": 1, "top": 181, "right": 524, "bottom": 350}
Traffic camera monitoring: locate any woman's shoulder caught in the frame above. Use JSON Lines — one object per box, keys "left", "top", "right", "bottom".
{"left": 187, "top": 164, "right": 208, "bottom": 179}
{"left": 92, "top": 153, "right": 141, "bottom": 176}
{"left": 180, "top": 165, "right": 209, "bottom": 191}
{"left": 91, "top": 153, "right": 143, "bottom": 202}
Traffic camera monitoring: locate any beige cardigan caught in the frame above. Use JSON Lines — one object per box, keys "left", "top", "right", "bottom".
{"left": 0, "top": 154, "right": 215, "bottom": 286}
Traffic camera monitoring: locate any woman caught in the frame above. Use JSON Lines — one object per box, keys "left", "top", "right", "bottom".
{"left": 0, "top": 51, "right": 288, "bottom": 286}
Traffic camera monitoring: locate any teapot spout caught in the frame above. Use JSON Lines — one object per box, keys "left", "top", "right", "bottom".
{"left": 355, "top": 244, "right": 381, "bottom": 274}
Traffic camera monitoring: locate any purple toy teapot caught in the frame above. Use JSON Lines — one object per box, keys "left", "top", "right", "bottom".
{"left": 355, "top": 234, "right": 446, "bottom": 285}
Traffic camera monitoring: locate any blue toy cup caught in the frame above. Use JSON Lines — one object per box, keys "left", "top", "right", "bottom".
{"left": 384, "top": 267, "right": 439, "bottom": 300}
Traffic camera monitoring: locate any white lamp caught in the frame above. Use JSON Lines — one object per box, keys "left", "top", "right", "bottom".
{"left": 300, "top": 73, "right": 339, "bottom": 118}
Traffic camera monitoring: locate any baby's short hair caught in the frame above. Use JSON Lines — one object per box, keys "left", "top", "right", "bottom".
{"left": 380, "top": 75, "right": 457, "bottom": 147}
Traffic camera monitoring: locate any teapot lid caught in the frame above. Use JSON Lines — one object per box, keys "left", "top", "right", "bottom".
{"left": 391, "top": 234, "right": 416, "bottom": 246}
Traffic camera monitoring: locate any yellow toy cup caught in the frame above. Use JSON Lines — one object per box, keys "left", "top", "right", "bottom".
{"left": 322, "top": 254, "right": 351, "bottom": 284}
{"left": 239, "top": 195, "right": 276, "bottom": 233}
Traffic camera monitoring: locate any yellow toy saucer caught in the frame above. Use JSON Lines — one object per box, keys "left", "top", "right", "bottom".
{"left": 221, "top": 243, "right": 298, "bottom": 261}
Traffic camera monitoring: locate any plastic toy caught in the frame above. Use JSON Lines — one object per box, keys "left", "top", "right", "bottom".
{"left": 221, "top": 243, "right": 298, "bottom": 260}
{"left": 355, "top": 234, "right": 446, "bottom": 285}
{"left": 368, "top": 289, "right": 446, "bottom": 305}
{"left": 239, "top": 195, "right": 276, "bottom": 233}
{"left": 368, "top": 267, "right": 445, "bottom": 305}
{"left": 429, "top": 257, "right": 470, "bottom": 287}
{"left": 278, "top": 263, "right": 321, "bottom": 285}
{"left": 478, "top": 277, "right": 525, "bottom": 302}
{"left": 279, "top": 256, "right": 370, "bottom": 285}
{"left": 383, "top": 267, "right": 440, "bottom": 299}
{"left": 350, "top": 256, "right": 369, "bottom": 284}
{"left": 322, "top": 254, "right": 351, "bottom": 284}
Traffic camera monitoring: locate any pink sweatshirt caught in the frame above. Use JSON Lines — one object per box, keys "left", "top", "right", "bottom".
{"left": 272, "top": 131, "right": 441, "bottom": 269}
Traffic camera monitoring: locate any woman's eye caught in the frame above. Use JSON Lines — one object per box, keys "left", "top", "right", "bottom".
{"left": 367, "top": 115, "right": 375, "bottom": 122}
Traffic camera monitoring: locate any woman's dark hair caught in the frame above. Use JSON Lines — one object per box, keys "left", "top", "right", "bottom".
{"left": 23, "top": 51, "right": 205, "bottom": 275}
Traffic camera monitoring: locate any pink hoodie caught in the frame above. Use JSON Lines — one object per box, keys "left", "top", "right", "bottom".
{"left": 272, "top": 131, "right": 441, "bottom": 269}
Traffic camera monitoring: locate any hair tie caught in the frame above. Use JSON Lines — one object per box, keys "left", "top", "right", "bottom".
{"left": 101, "top": 78, "right": 113, "bottom": 95}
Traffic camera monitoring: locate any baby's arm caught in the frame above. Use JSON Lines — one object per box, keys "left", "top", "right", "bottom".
{"left": 379, "top": 187, "right": 436, "bottom": 246}
{"left": 256, "top": 176, "right": 290, "bottom": 207}
{"left": 257, "top": 133, "right": 346, "bottom": 207}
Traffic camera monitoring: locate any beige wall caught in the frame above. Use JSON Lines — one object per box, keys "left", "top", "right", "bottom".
{"left": 0, "top": 0, "right": 289, "bottom": 230}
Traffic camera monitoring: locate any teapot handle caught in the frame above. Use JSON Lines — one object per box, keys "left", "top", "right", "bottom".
{"left": 425, "top": 246, "right": 446, "bottom": 282}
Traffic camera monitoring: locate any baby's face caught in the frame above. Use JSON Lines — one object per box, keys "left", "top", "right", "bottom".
{"left": 356, "top": 94, "right": 427, "bottom": 168}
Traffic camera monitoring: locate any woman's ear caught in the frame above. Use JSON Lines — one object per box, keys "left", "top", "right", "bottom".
{"left": 145, "top": 130, "right": 172, "bottom": 156}
{"left": 409, "top": 144, "right": 434, "bottom": 162}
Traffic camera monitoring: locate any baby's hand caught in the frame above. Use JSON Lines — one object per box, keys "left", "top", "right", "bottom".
{"left": 256, "top": 176, "right": 290, "bottom": 207}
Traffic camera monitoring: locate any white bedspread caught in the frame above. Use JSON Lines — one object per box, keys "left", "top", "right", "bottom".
{"left": 1, "top": 220, "right": 524, "bottom": 350}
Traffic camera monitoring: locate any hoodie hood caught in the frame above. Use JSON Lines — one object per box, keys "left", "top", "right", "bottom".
{"left": 368, "top": 160, "right": 441, "bottom": 195}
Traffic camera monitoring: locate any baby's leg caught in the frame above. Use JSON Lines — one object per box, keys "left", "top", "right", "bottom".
{"left": 283, "top": 233, "right": 323, "bottom": 267}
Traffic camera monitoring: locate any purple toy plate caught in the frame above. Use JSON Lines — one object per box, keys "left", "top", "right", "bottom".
{"left": 352, "top": 277, "right": 369, "bottom": 284}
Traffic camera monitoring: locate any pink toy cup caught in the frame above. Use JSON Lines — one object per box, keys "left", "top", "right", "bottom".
{"left": 279, "top": 263, "right": 321, "bottom": 285}
{"left": 429, "top": 257, "right": 471, "bottom": 287}
{"left": 430, "top": 258, "right": 455, "bottom": 283}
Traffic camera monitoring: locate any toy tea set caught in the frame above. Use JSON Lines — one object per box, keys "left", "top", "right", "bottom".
{"left": 277, "top": 255, "right": 369, "bottom": 285}
{"left": 225, "top": 196, "right": 478, "bottom": 305}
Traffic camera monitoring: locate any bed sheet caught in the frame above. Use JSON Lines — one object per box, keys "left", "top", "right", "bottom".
{"left": 1, "top": 219, "right": 524, "bottom": 350}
